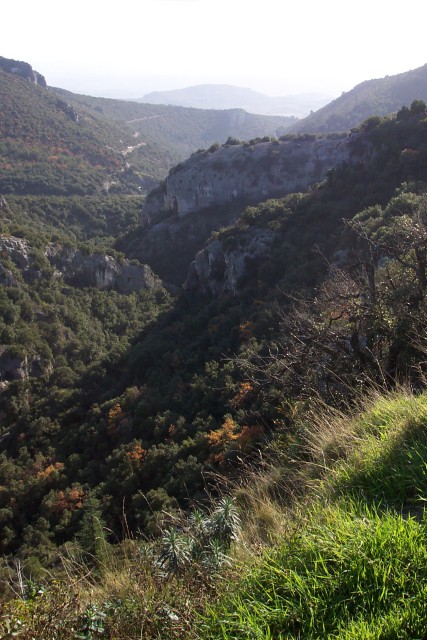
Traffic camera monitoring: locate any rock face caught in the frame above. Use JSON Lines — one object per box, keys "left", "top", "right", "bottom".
{"left": 136, "top": 132, "right": 373, "bottom": 287}
{"left": 45, "top": 246, "right": 163, "bottom": 293}
{"left": 142, "top": 134, "right": 362, "bottom": 220}
{"left": 0, "top": 234, "right": 162, "bottom": 293}
{"left": 0, "top": 236, "right": 31, "bottom": 270}
{"left": 0, "top": 347, "right": 43, "bottom": 381}
{"left": 0, "top": 56, "right": 47, "bottom": 87}
{"left": 185, "top": 228, "right": 275, "bottom": 295}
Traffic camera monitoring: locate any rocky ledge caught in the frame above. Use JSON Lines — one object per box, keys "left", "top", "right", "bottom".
{"left": 142, "top": 133, "right": 371, "bottom": 221}
{"left": 0, "top": 234, "right": 162, "bottom": 294}
{"left": 0, "top": 56, "right": 47, "bottom": 87}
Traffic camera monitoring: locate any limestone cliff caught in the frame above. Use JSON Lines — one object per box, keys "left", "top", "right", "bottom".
{"left": 185, "top": 228, "right": 275, "bottom": 295}
{"left": 135, "top": 132, "right": 373, "bottom": 286}
{"left": 0, "top": 56, "right": 47, "bottom": 87}
{"left": 0, "top": 235, "right": 162, "bottom": 294}
{"left": 45, "top": 245, "right": 162, "bottom": 293}
{"left": 142, "top": 134, "right": 363, "bottom": 220}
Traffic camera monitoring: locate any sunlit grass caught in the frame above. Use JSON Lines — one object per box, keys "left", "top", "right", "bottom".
{"left": 197, "top": 389, "right": 427, "bottom": 639}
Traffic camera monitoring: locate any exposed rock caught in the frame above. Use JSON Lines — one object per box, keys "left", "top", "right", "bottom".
{"left": 0, "top": 236, "right": 31, "bottom": 270}
{"left": 125, "top": 203, "right": 242, "bottom": 286}
{"left": 0, "top": 195, "right": 10, "bottom": 211}
{"left": 0, "top": 347, "right": 46, "bottom": 382}
{"left": 45, "top": 245, "right": 162, "bottom": 293}
{"left": 0, "top": 234, "right": 162, "bottom": 293}
{"left": 185, "top": 228, "right": 275, "bottom": 295}
{"left": 0, "top": 56, "right": 47, "bottom": 87}
{"left": 55, "top": 99, "right": 80, "bottom": 122}
{"left": 142, "top": 134, "right": 368, "bottom": 221}
{"left": 136, "top": 132, "right": 373, "bottom": 287}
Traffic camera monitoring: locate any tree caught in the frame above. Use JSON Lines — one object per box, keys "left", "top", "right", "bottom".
{"left": 77, "top": 494, "right": 108, "bottom": 567}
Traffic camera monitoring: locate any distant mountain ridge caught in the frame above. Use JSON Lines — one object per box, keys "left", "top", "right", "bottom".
{"left": 53, "top": 90, "right": 298, "bottom": 179}
{"left": 141, "top": 83, "right": 332, "bottom": 117}
{"left": 292, "top": 63, "right": 427, "bottom": 133}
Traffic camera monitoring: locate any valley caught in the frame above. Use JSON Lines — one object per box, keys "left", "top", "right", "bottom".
{"left": 2, "top": 55, "right": 427, "bottom": 638}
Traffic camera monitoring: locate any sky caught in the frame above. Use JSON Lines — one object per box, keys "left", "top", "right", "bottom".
{"left": 2, "top": 0, "right": 427, "bottom": 100}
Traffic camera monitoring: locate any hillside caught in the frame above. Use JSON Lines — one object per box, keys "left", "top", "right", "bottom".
{"left": 2, "top": 100, "right": 427, "bottom": 563}
{"left": 0, "top": 67, "right": 139, "bottom": 196}
{"left": 54, "top": 89, "right": 298, "bottom": 180}
{"left": 292, "top": 62, "right": 427, "bottom": 132}
{"left": 3, "top": 55, "right": 427, "bottom": 637}
{"left": 142, "top": 83, "right": 331, "bottom": 116}
{"left": 0, "top": 58, "right": 298, "bottom": 196}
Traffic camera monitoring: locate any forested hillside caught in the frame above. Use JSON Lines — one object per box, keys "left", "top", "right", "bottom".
{"left": 292, "top": 62, "right": 427, "bottom": 132}
{"left": 3, "top": 57, "right": 427, "bottom": 638}
{"left": 53, "top": 88, "right": 297, "bottom": 180}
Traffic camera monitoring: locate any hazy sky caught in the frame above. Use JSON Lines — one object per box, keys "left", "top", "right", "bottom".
{"left": 2, "top": 0, "right": 427, "bottom": 99}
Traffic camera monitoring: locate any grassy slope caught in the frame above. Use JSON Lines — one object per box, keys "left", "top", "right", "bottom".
{"left": 3, "top": 389, "right": 427, "bottom": 639}
{"left": 200, "top": 390, "right": 427, "bottom": 639}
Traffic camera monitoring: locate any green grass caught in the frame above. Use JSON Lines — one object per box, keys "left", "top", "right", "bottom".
{"left": 197, "top": 390, "right": 427, "bottom": 639}
{"left": 328, "top": 392, "right": 427, "bottom": 511}
{"left": 200, "top": 503, "right": 427, "bottom": 639}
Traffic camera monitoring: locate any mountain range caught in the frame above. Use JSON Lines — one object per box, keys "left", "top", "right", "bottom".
{"left": 141, "top": 83, "right": 332, "bottom": 116}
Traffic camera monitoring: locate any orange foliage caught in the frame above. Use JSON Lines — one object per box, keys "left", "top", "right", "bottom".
{"left": 126, "top": 443, "right": 146, "bottom": 463}
{"left": 207, "top": 419, "right": 265, "bottom": 463}
{"left": 36, "top": 462, "right": 64, "bottom": 481}
{"left": 235, "top": 424, "right": 265, "bottom": 450}
{"left": 51, "top": 487, "right": 84, "bottom": 514}
{"left": 107, "top": 402, "right": 126, "bottom": 435}
{"left": 168, "top": 424, "right": 176, "bottom": 437}
{"left": 231, "top": 381, "right": 254, "bottom": 407}
{"left": 206, "top": 417, "right": 239, "bottom": 447}
{"left": 108, "top": 403, "right": 125, "bottom": 424}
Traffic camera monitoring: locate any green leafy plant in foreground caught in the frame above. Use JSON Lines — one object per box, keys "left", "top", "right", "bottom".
{"left": 157, "top": 496, "right": 240, "bottom": 577}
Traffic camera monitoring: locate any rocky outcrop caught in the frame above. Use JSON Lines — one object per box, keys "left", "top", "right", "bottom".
{"left": 45, "top": 245, "right": 162, "bottom": 293}
{"left": 142, "top": 134, "right": 368, "bottom": 221}
{"left": 0, "top": 56, "right": 47, "bottom": 87}
{"left": 0, "top": 236, "right": 31, "bottom": 270}
{"left": 55, "top": 99, "right": 80, "bottom": 122}
{"left": 0, "top": 234, "right": 162, "bottom": 293}
{"left": 185, "top": 228, "right": 275, "bottom": 295}
{"left": 0, "top": 347, "right": 44, "bottom": 381}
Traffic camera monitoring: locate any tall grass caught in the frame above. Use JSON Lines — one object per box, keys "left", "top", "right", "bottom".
{"left": 200, "top": 502, "right": 427, "bottom": 639}
{"left": 197, "top": 388, "right": 427, "bottom": 639}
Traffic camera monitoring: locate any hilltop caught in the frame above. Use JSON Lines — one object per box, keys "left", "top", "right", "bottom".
{"left": 292, "top": 62, "right": 427, "bottom": 132}
{"left": 142, "top": 83, "right": 331, "bottom": 116}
